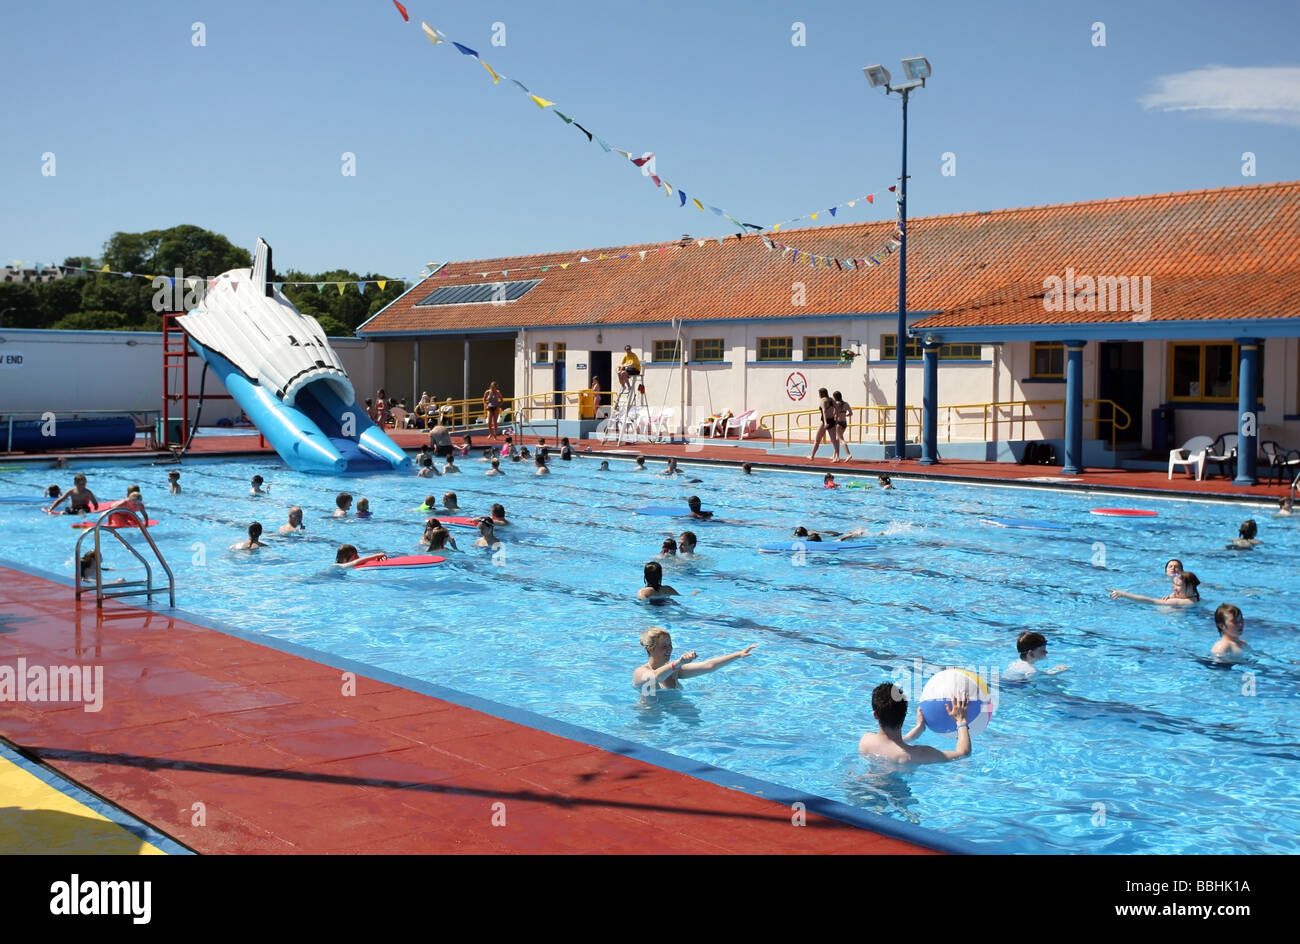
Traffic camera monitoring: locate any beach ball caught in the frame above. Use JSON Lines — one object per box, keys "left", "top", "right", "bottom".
{"left": 920, "top": 668, "right": 995, "bottom": 737}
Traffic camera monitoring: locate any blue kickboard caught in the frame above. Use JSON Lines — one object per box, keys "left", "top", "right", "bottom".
{"left": 981, "top": 517, "right": 1070, "bottom": 532}
{"left": 758, "top": 541, "right": 877, "bottom": 553}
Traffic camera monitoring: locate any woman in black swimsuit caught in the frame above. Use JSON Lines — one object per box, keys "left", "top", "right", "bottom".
{"left": 483, "top": 381, "right": 503, "bottom": 440}
{"left": 833, "top": 391, "right": 853, "bottom": 462}
{"left": 808, "top": 388, "right": 836, "bottom": 462}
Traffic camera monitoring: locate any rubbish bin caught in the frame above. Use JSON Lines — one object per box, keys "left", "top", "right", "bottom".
{"left": 578, "top": 388, "right": 595, "bottom": 420}
{"left": 155, "top": 417, "right": 187, "bottom": 446}
{"left": 1150, "top": 403, "right": 1174, "bottom": 452}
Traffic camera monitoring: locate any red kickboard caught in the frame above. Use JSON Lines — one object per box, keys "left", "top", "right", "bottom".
{"left": 1090, "top": 508, "right": 1158, "bottom": 517}
{"left": 438, "top": 516, "right": 481, "bottom": 529}
{"left": 353, "top": 554, "right": 446, "bottom": 569}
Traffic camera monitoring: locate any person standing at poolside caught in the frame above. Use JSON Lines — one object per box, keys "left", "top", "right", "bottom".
{"left": 633, "top": 626, "right": 758, "bottom": 692}
{"left": 833, "top": 391, "right": 853, "bottom": 462}
{"left": 809, "top": 388, "right": 836, "bottom": 462}
{"left": 858, "top": 683, "right": 973, "bottom": 765}
{"left": 483, "top": 381, "right": 503, "bottom": 440}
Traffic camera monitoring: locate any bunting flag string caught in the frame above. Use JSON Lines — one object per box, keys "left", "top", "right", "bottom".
{"left": 390, "top": 5, "right": 896, "bottom": 238}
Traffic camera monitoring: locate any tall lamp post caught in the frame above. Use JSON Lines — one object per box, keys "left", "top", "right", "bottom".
{"left": 864, "top": 56, "right": 930, "bottom": 460}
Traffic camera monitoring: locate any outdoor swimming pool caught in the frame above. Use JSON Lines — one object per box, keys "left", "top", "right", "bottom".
{"left": 3, "top": 455, "right": 1297, "bottom": 854}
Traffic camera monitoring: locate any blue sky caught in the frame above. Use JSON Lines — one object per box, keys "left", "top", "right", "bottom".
{"left": 2, "top": 0, "right": 1297, "bottom": 281}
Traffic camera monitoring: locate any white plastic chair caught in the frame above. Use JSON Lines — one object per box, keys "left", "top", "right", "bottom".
{"left": 653, "top": 407, "right": 676, "bottom": 440}
{"left": 1168, "top": 435, "right": 1214, "bottom": 480}
{"left": 717, "top": 409, "right": 758, "bottom": 440}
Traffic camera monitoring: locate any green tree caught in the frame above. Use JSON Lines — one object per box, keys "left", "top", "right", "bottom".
{"left": 101, "top": 225, "right": 249, "bottom": 281}
{"left": 52, "top": 310, "right": 130, "bottom": 331}
{"left": 0, "top": 282, "right": 39, "bottom": 328}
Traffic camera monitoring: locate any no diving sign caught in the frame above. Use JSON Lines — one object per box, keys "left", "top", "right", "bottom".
{"left": 786, "top": 371, "right": 807, "bottom": 401}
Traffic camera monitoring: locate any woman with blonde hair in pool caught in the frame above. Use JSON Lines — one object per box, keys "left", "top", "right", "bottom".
{"left": 633, "top": 626, "right": 757, "bottom": 692}
{"left": 1109, "top": 570, "right": 1200, "bottom": 606}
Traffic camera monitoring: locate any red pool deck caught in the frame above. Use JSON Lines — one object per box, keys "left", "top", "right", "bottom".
{"left": 0, "top": 567, "right": 934, "bottom": 855}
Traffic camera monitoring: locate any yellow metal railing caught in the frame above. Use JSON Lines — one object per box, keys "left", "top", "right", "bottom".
{"left": 395, "top": 390, "right": 590, "bottom": 430}
{"left": 759, "top": 399, "right": 1131, "bottom": 450}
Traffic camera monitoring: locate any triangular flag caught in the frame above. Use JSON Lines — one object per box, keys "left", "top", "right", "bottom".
{"left": 392, "top": 0, "right": 409, "bottom": 21}
{"left": 650, "top": 174, "right": 661, "bottom": 187}
{"left": 696, "top": 240, "right": 706, "bottom": 248}
{"left": 792, "top": 251, "right": 800, "bottom": 262}
{"left": 613, "top": 149, "right": 632, "bottom": 160}
{"left": 772, "top": 224, "right": 781, "bottom": 232}
{"left": 829, "top": 208, "right": 837, "bottom": 217}
{"left": 511, "top": 78, "right": 529, "bottom": 92}
{"left": 663, "top": 182, "right": 674, "bottom": 197}
{"left": 316, "top": 282, "right": 326, "bottom": 291}
{"left": 692, "top": 199, "right": 703, "bottom": 212}
{"left": 888, "top": 185, "right": 896, "bottom": 192}
{"left": 356, "top": 282, "right": 366, "bottom": 293}
{"left": 619, "top": 254, "right": 627, "bottom": 259}
{"left": 847, "top": 201, "right": 856, "bottom": 208}
{"left": 377, "top": 279, "right": 387, "bottom": 291}
{"left": 639, "top": 251, "right": 647, "bottom": 260}
{"left": 678, "top": 191, "right": 687, "bottom": 207}
{"left": 502, "top": 270, "right": 508, "bottom": 277}
{"left": 560, "top": 263, "right": 569, "bottom": 269}
{"left": 480, "top": 272, "right": 488, "bottom": 278}
{"left": 597, "top": 254, "right": 606, "bottom": 260}
{"left": 337, "top": 283, "right": 346, "bottom": 295}
{"left": 101, "top": 264, "right": 110, "bottom": 272}
{"left": 708, "top": 206, "right": 723, "bottom": 216}
{"left": 540, "top": 266, "right": 549, "bottom": 272}
{"left": 481, "top": 61, "right": 500, "bottom": 83}
{"left": 453, "top": 42, "right": 479, "bottom": 58}
{"left": 421, "top": 22, "right": 444, "bottom": 45}
{"left": 595, "top": 137, "right": 611, "bottom": 151}
{"left": 573, "top": 122, "right": 593, "bottom": 142}
{"left": 580, "top": 257, "right": 589, "bottom": 263}
{"left": 866, "top": 194, "right": 874, "bottom": 204}
{"left": 742, "top": 222, "right": 762, "bottom": 231}
{"left": 554, "top": 110, "right": 574, "bottom": 124}
{"left": 631, "top": 153, "right": 654, "bottom": 167}
{"left": 529, "top": 94, "right": 555, "bottom": 109}
{"left": 835, "top": 259, "right": 843, "bottom": 270}
{"left": 231, "top": 281, "right": 238, "bottom": 292}
{"left": 123, "top": 272, "right": 133, "bottom": 279}
{"left": 716, "top": 236, "right": 724, "bottom": 246}
{"left": 811, "top": 212, "right": 818, "bottom": 220}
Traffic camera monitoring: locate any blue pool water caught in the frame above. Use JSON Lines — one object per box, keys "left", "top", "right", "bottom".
{"left": 3, "top": 455, "right": 1298, "bottom": 854}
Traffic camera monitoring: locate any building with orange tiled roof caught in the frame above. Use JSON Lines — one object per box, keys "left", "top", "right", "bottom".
{"left": 360, "top": 180, "right": 1300, "bottom": 482}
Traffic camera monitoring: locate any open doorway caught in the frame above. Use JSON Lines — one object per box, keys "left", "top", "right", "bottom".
{"left": 589, "top": 350, "right": 612, "bottom": 408}
{"left": 1097, "top": 342, "right": 1144, "bottom": 445}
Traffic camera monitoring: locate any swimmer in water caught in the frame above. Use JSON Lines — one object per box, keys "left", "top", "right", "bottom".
{"left": 1003, "top": 631, "right": 1067, "bottom": 681}
{"left": 823, "top": 473, "right": 838, "bottom": 489}
{"left": 230, "top": 521, "right": 267, "bottom": 550}
{"left": 250, "top": 475, "right": 269, "bottom": 496}
{"left": 858, "top": 682, "right": 972, "bottom": 765}
{"left": 442, "top": 492, "right": 460, "bottom": 513}
{"left": 278, "top": 506, "right": 305, "bottom": 535}
{"left": 485, "top": 458, "right": 504, "bottom": 476}
{"left": 167, "top": 470, "right": 181, "bottom": 494}
{"left": 1211, "top": 603, "right": 1248, "bottom": 661}
{"left": 1226, "top": 519, "right": 1261, "bottom": 550}
{"left": 659, "top": 537, "right": 678, "bottom": 557}
{"left": 793, "top": 525, "right": 824, "bottom": 542}
{"left": 417, "top": 455, "right": 439, "bottom": 478}
{"left": 598, "top": 460, "right": 610, "bottom": 471}
{"left": 443, "top": 454, "right": 460, "bottom": 474}
{"left": 686, "top": 496, "right": 713, "bottom": 521}
{"left": 490, "top": 504, "right": 510, "bottom": 526}
{"left": 560, "top": 437, "right": 573, "bottom": 461}
{"left": 424, "top": 525, "right": 458, "bottom": 552}
{"left": 678, "top": 531, "right": 698, "bottom": 555}
{"left": 877, "top": 475, "right": 894, "bottom": 490}
{"left": 637, "top": 561, "right": 681, "bottom": 601}
{"left": 632, "top": 626, "right": 758, "bottom": 692}
{"left": 1165, "top": 558, "right": 1184, "bottom": 577}
{"left": 334, "top": 544, "right": 386, "bottom": 568}
{"left": 659, "top": 458, "right": 681, "bottom": 477}
{"left": 333, "top": 492, "right": 352, "bottom": 517}
{"left": 1278, "top": 495, "right": 1293, "bottom": 516}
{"left": 474, "top": 517, "right": 502, "bottom": 550}
{"left": 355, "top": 498, "right": 372, "bottom": 519}
{"left": 46, "top": 474, "right": 98, "bottom": 514}
{"left": 1109, "top": 570, "right": 1200, "bottom": 606}
{"left": 742, "top": 463, "right": 753, "bottom": 475}
{"left": 632, "top": 456, "right": 647, "bottom": 472}
{"left": 535, "top": 453, "right": 550, "bottom": 475}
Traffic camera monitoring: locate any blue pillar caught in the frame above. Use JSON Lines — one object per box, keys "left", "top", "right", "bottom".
{"left": 1062, "top": 340, "right": 1086, "bottom": 475}
{"left": 1234, "top": 338, "right": 1261, "bottom": 486}
{"left": 919, "top": 338, "right": 939, "bottom": 465}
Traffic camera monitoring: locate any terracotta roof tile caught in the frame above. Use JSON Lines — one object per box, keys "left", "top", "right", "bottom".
{"left": 360, "top": 181, "right": 1300, "bottom": 336}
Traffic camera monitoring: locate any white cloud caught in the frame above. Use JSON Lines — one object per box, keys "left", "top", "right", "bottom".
{"left": 1140, "top": 65, "right": 1300, "bottom": 127}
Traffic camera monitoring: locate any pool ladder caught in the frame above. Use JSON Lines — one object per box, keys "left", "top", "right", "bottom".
{"left": 600, "top": 382, "right": 650, "bottom": 446}
{"left": 73, "top": 504, "right": 176, "bottom": 608}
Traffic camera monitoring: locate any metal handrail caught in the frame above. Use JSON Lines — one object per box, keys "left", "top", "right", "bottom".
{"left": 397, "top": 390, "right": 591, "bottom": 431}
{"left": 759, "top": 398, "right": 1132, "bottom": 450}
{"left": 73, "top": 502, "right": 175, "bottom": 608}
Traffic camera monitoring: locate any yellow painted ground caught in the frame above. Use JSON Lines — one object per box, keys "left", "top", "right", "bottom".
{"left": 0, "top": 753, "right": 166, "bottom": 855}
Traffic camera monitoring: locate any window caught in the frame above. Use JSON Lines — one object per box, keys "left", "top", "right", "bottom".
{"left": 554, "top": 342, "right": 566, "bottom": 363}
{"left": 1031, "top": 342, "right": 1065, "bottom": 379}
{"left": 414, "top": 279, "right": 541, "bottom": 306}
{"left": 880, "top": 334, "right": 922, "bottom": 360}
{"left": 939, "top": 343, "right": 982, "bottom": 360}
{"left": 693, "top": 338, "right": 725, "bottom": 362}
{"left": 1169, "top": 342, "right": 1264, "bottom": 403}
{"left": 535, "top": 343, "right": 549, "bottom": 364}
{"left": 758, "top": 337, "right": 793, "bottom": 361}
{"left": 804, "top": 336, "right": 842, "bottom": 361}
{"left": 653, "top": 339, "right": 681, "bottom": 363}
